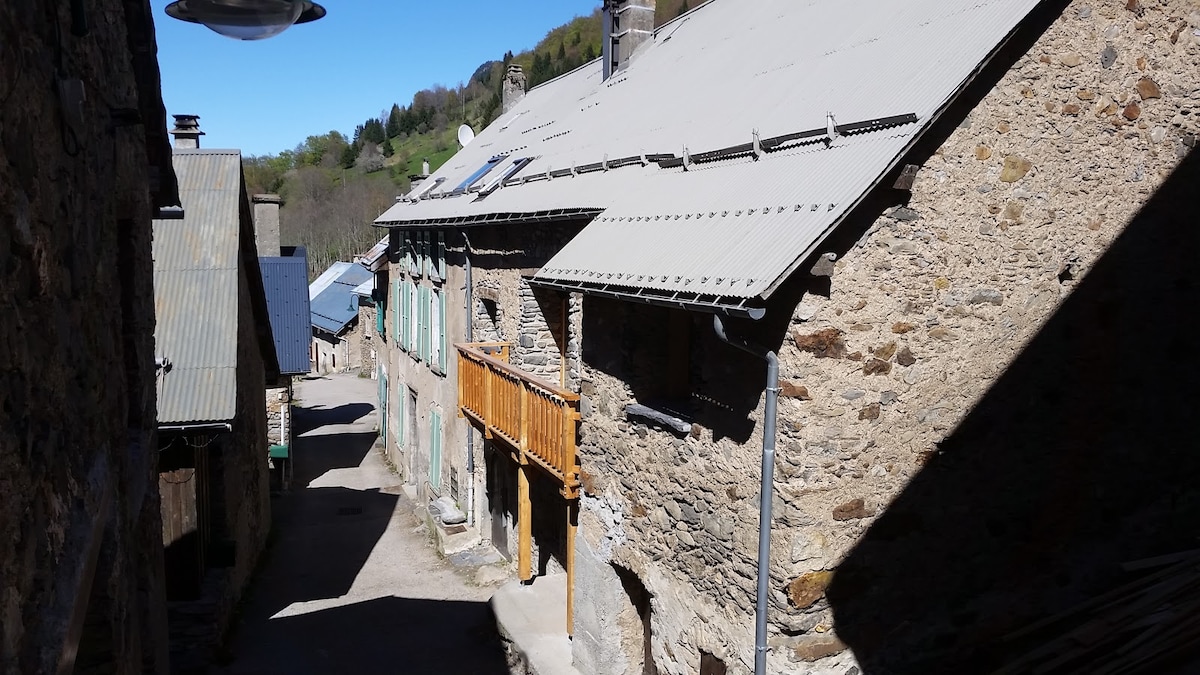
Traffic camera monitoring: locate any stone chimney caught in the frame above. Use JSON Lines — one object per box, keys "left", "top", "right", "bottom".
{"left": 253, "top": 194, "right": 282, "bottom": 257}
{"left": 502, "top": 64, "right": 527, "bottom": 114}
{"left": 603, "top": 0, "right": 656, "bottom": 80}
{"left": 170, "top": 114, "right": 204, "bottom": 150}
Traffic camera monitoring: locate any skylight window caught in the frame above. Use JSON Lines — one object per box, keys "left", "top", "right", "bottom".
{"left": 480, "top": 157, "right": 535, "bottom": 195}
{"left": 453, "top": 155, "right": 508, "bottom": 193}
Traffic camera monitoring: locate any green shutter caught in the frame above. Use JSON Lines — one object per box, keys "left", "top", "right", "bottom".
{"left": 420, "top": 232, "right": 429, "bottom": 278}
{"left": 430, "top": 408, "right": 442, "bottom": 489}
{"left": 376, "top": 281, "right": 386, "bottom": 336}
{"left": 436, "top": 232, "right": 446, "bottom": 282}
{"left": 391, "top": 279, "right": 399, "bottom": 340}
{"left": 420, "top": 286, "right": 430, "bottom": 363}
{"left": 438, "top": 290, "right": 447, "bottom": 373}
{"left": 392, "top": 378, "right": 404, "bottom": 445}
{"left": 379, "top": 372, "right": 388, "bottom": 440}
{"left": 401, "top": 281, "right": 411, "bottom": 351}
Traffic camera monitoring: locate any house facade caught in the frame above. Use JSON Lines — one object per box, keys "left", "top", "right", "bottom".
{"left": 0, "top": 1, "right": 180, "bottom": 671}
{"left": 373, "top": 1, "right": 1200, "bottom": 673}
{"left": 152, "top": 125, "right": 280, "bottom": 670}
{"left": 309, "top": 261, "right": 373, "bottom": 374}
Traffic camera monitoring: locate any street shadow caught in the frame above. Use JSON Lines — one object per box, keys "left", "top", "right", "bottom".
{"left": 292, "top": 402, "right": 376, "bottom": 435}
{"left": 219, "top": 596, "right": 506, "bottom": 675}
{"left": 826, "top": 149, "right": 1200, "bottom": 672}
{"left": 289, "top": 430, "right": 379, "bottom": 490}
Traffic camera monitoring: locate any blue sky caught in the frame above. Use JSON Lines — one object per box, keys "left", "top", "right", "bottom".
{"left": 152, "top": 1, "right": 600, "bottom": 156}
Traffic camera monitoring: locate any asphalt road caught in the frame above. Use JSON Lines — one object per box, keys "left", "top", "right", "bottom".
{"left": 213, "top": 373, "right": 507, "bottom": 675}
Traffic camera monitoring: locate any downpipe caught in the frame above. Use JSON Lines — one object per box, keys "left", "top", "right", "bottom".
{"left": 712, "top": 315, "right": 779, "bottom": 675}
{"left": 462, "top": 231, "right": 476, "bottom": 527}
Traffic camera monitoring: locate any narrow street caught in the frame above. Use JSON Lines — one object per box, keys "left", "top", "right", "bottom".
{"left": 214, "top": 374, "right": 508, "bottom": 675}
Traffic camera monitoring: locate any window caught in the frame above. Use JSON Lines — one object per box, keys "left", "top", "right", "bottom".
{"left": 418, "top": 285, "right": 429, "bottom": 363}
{"left": 393, "top": 378, "right": 405, "bottom": 445}
{"left": 376, "top": 279, "right": 387, "bottom": 337}
{"left": 408, "top": 282, "right": 419, "bottom": 357}
{"left": 480, "top": 157, "right": 534, "bottom": 196}
{"left": 452, "top": 155, "right": 507, "bottom": 193}
{"left": 405, "top": 232, "right": 419, "bottom": 276}
{"left": 430, "top": 231, "right": 447, "bottom": 283}
{"left": 420, "top": 232, "right": 430, "bottom": 278}
{"left": 400, "top": 280, "right": 412, "bottom": 351}
{"left": 429, "top": 407, "right": 443, "bottom": 490}
{"left": 431, "top": 288, "right": 445, "bottom": 373}
{"left": 390, "top": 279, "right": 399, "bottom": 341}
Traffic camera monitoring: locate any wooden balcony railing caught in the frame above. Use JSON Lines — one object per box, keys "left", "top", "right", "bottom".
{"left": 456, "top": 342, "right": 581, "bottom": 497}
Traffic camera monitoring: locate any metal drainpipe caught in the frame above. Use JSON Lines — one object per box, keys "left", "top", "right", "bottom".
{"left": 462, "top": 230, "right": 476, "bottom": 527}
{"left": 712, "top": 314, "right": 779, "bottom": 675}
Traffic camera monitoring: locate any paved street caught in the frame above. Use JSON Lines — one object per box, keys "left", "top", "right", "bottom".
{"left": 214, "top": 373, "right": 507, "bottom": 675}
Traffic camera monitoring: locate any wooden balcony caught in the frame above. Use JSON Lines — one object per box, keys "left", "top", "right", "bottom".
{"left": 456, "top": 342, "right": 581, "bottom": 498}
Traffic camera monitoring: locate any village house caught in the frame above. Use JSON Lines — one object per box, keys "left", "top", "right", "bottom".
{"left": 152, "top": 117, "right": 280, "bottom": 670}
{"left": 1, "top": 2, "right": 181, "bottom": 671}
{"left": 309, "top": 261, "right": 373, "bottom": 374}
{"left": 258, "top": 246, "right": 312, "bottom": 491}
{"left": 372, "top": 0, "right": 1200, "bottom": 673}
{"left": 355, "top": 236, "right": 392, "bottom": 383}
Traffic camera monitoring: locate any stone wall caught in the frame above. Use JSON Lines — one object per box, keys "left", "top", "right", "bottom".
{"left": 359, "top": 303, "right": 380, "bottom": 375}
{"left": 571, "top": 2, "right": 1200, "bottom": 673}
{"left": 0, "top": 1, "right": 172, "bottom": 672}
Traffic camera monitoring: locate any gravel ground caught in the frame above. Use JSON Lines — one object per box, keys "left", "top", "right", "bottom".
{"left": 212, "top": 373, "right": 507, "bottom": 675}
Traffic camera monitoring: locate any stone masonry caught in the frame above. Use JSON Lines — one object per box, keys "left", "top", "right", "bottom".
{"left": 1, "top": 1, "right": 175, "bottom": 672}
{"left": 569, "top": 2, "right": 1200, "bottom": 673}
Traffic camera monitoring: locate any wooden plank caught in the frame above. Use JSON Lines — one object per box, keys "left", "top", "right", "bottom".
{"left": 518, "top": 464, "right": 532, "bottom": 581}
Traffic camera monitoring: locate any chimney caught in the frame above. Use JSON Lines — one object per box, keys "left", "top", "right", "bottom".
{"left": 502, "top": 64, "right": 527, "bottom": 114}
{"left": 422, "top": 159, "right": 431, "bottom": 176}
{"left": 253, "top": 194, "right": 282, "bottom": 257}
{"left": 603, "top": 0, "right": 655, "bottom": 80}
{"left": 170, "top": 114, "right": 204, "bottom": 149}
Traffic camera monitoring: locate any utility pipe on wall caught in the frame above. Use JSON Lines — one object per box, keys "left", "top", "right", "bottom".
{"left": 712, "top": 315, "right": 779, "bottom": 675}
{"left": 462, "top": 230, "right": 476, "bottom": 527}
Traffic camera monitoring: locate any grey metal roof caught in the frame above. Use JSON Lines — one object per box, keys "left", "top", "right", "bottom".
{"left": 310, "top": 263, "right": 373, "bottom": 335}
{"left": 376, "top": 0, "right": 1043, "bottom": 304}
{"left": 356, "top": 237, "right": 390, "bottom": 272}
{"left": 153, "top": 150, "right": 243, "bottom": 425}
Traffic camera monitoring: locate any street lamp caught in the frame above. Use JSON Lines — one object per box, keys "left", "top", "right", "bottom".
{"left": 164, "top": 0, "right": 326, "bottom": 41}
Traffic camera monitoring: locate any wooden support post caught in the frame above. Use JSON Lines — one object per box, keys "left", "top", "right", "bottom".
{"left": 566, "top": 500, "right": 578, "bottom": 636}
{"left": 518, "top": 464, "right": 532, "bottom": 581}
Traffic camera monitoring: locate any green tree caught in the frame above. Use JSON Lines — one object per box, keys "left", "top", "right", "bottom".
{"left": 584, "top": 43, "right": 596, "bottom": 61}
{"left": 381, "top": 139, "right": 394, "bottom": 158}
{"left": 556, "top": 41, "right": 566, "bottom": 62}
{"left": 340, "top": 142, "right": 359, "bottom": 169}
{"left": 677, "top": 0, "right": 689, "bottom": 17}
{"left": 386, "top": 103, "right": 402, "bottom": 138}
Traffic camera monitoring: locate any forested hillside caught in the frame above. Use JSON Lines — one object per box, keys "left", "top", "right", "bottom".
{"left": 253, "top": 0, "right": 698, "bottom": 278}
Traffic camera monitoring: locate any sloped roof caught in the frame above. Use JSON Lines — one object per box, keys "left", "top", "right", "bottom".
{"left": 154, "top": 150, "right": 242, "bottom": 425}
{"left": 356, "top": 236, "right": 390, "bottom": 272}
{"left": 310, "top": 263, "right": 373, "bottom": 336}
{"left": 375, "top": 0, "right": 1043, "bottom": 309}
{"left": 260, "top": 253, "right": 313, "bottom": 375}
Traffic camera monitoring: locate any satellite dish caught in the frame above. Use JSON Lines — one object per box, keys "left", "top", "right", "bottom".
{"left": 458, "top": 124, "right": 475, "bottom": 148}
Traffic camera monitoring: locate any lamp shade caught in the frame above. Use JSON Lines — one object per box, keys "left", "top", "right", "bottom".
{"left": 165, "top": 0, "right": 326, "bottom": 41}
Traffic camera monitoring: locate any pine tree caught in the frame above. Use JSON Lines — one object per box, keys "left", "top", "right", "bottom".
{"left": 584, "top": 43, "right": 597, "bottom": 61}
{"left": 677, "top": 0, "right": 689, "bottom": 17}
{"left": 381, "top": 140, "right": 394, "bottom": 158}
{"left": 340, "top": 142, "right": 359, "bottom": 169}
{"left": 386, "top": 103, "right": 402, "bottom": 139}
{"left": 557, "top": 42, "right": 566, "bottom": 62}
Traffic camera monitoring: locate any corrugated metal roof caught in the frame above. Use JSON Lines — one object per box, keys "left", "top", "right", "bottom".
{"left": 309, "top": 262, "right": 351, "bottom": 300}
{"left": 350, "top": 279, "right": 374, "bottom": 297}
{"left": 356, "top": 237, "right": 390, "bottom": 272}
{"left": 260, "top": 254, "right": 313, "bottom": 375}
{"left": 153, "top": 150, "right": 243, "bottom": 425}
{"left": 376, "top": 0, "right": 1043, "bottom": 303}
{"left": 309, "top": 263, "right": 373, "bottom": 336}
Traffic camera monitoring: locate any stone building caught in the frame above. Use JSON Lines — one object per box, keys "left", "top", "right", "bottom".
{"left": 152, "top": 127, "right": 280, "bottom": 670}
{"left": 1, "top": 1, "right": 179, "bottom": 672}
{"left": 373, "top": 0, "right": 1200, "bottom": 673}
{"left": 309, "top": 261, "right": 373, "bottom": 374}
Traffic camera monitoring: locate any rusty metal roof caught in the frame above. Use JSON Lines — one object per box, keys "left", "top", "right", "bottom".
{"left": 376, "top": 0, "right": 1043, "bottom": 307}
{"left": 153, "top": 150, "right": 243, "bottom": 425}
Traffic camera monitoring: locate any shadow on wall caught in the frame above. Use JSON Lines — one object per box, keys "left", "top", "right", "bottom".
{"left": 828, "top": 147, "right": 1200, "bottom": 673}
